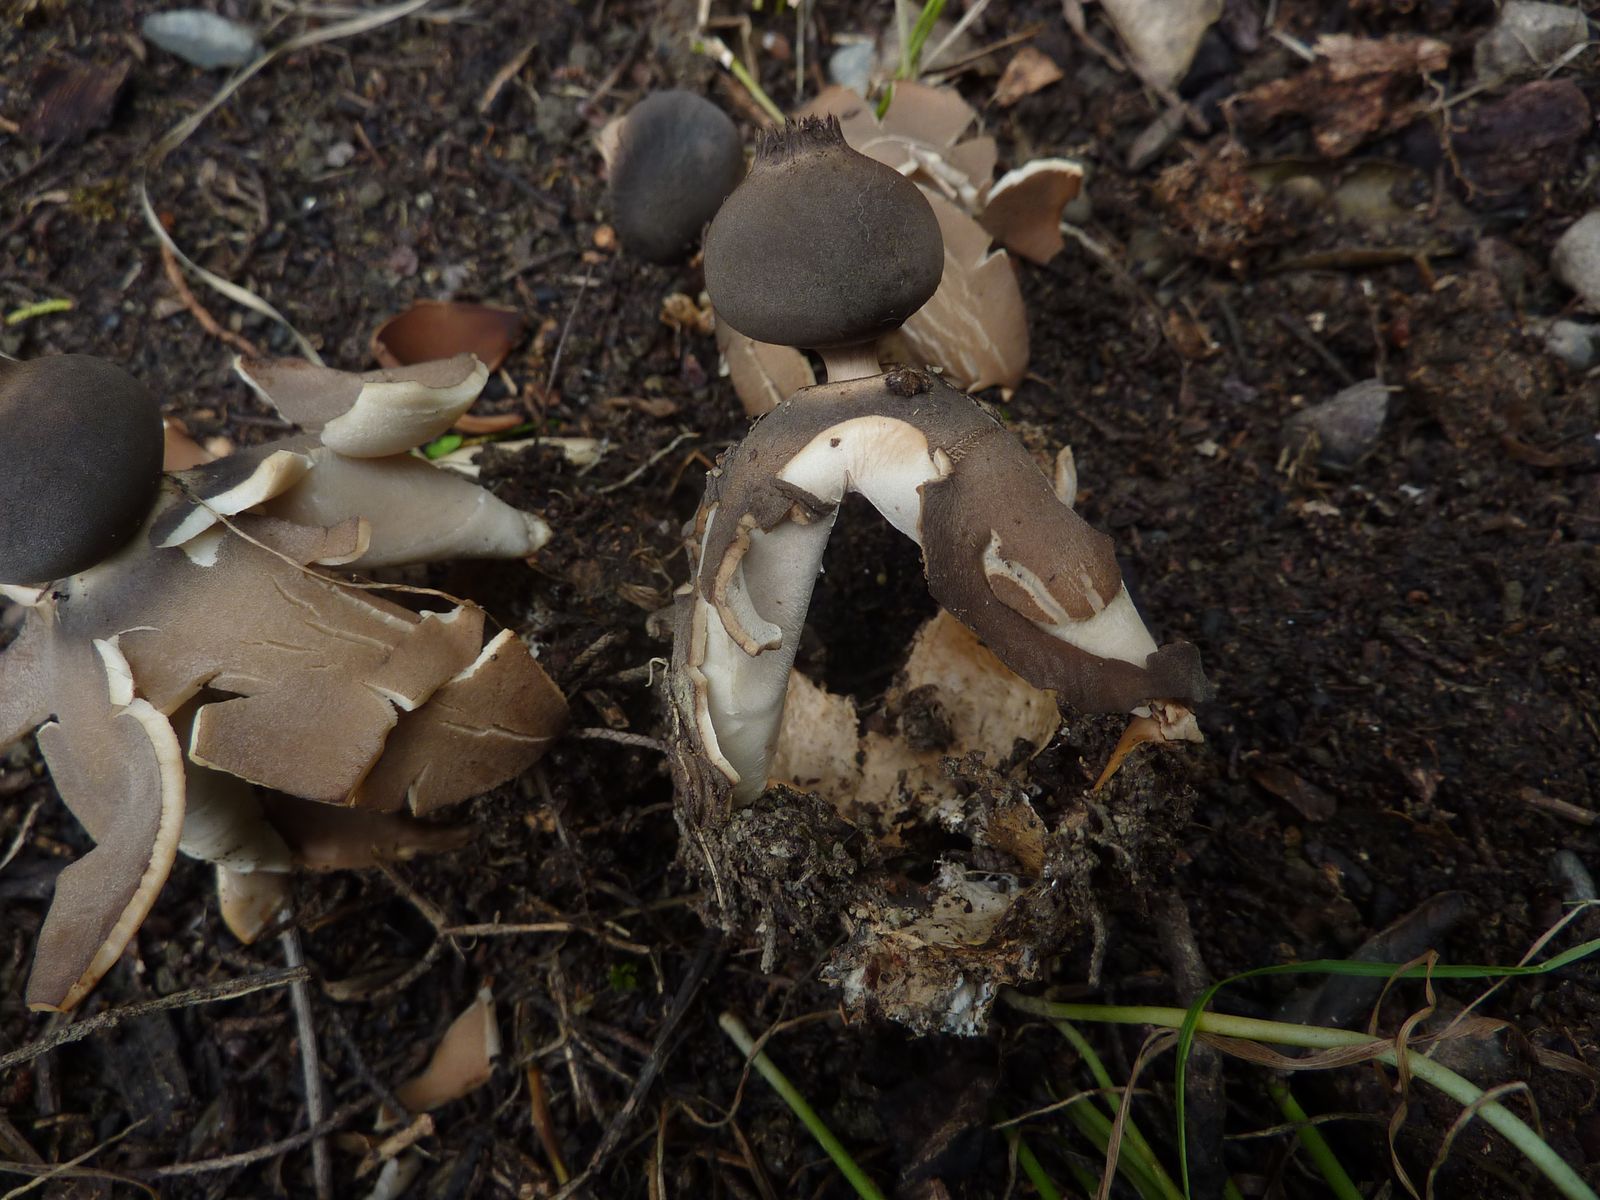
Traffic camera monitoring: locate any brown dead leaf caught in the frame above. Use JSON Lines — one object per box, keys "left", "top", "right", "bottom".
{"left": 1154, "top": 142, "right": 1290, "bottom": 265}
{"left": 1251, "top": 764, "right": 1337, "bottom": 821}
{"left": 161, "top": 417, "right": 214, "bottom": 471}
{"left": 898, "top": 192, "right": 1029, "bottom": 391}
{"left": 660, "top": 292, "right": 715, "bottom": 336}
{"left": 1448, "top": 80, "right": 1592, "bottom": 197}
{"left": 451, "top": 411, "right": 524, "bottom": 435}
{"left": 715, "top": 319, "right": 815, "bottom": 416}
{"left": 803, "top": 83, "right": 995, "bottom": 211}
{"left": 993, "top": 47, "right": 1064, "bottom": 108}
{"left": 1164, "top": 308, "right": 1219, "bottom": 360}
{"left": 977, "top": 796, "right": 1048, "bottom": 875}
{"left": 978, "top": 160, "right": 1083, "bottom": 265}
{"left": 602, "top": 394, "right": 680, "bottom": 418}
{"left": 371, "top": 300, "right": 525, "bottom": 371}
{"left": 1228, "top": 34, "right": 1449, "bottom": 158}
{"left": 23, "top": 57, "right": 130, "bottom": 143}
{"left": 391, "top": 987, "right": 500, "bottom": 1117}
{"left": 1101, "top": 0, "right": 1221, "bottom": 88}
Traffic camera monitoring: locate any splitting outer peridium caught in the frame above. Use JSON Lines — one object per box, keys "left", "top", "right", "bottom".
{"left": 686, "top": 409, "right": 1190, "bottom": 801}
{"left": 45, "top": 640, "right": 187, "bottom": 1012}
{"left": 690, "top": 507, "right": 840, "bottom": 799}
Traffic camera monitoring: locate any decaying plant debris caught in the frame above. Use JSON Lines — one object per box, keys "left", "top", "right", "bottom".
{"left": 3, "top": 1, "right": 1600, "bottom": 1196}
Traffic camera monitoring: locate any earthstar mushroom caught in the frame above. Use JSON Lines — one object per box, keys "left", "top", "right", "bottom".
{"left": 1, "top": 352, "right": 566, "bottom": 1010}
{"left": 676, "top": 119, "right": 1207, "bottom": 807}
{"left": 609, "top": 89, "right": 745, "bottom": 264}
{"left": 672, "top": 119, "right": 1209, "bottom": 1031}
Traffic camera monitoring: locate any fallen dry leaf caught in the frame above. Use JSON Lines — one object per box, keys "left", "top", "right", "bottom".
{"left": 715, "top": 319, "right": 815, "bottom": 416}
{"left": 1446, "top": 79, "right": 1592, "bottom": 197}
{"left": 392, "top": 987, "right": 501, "bottom": 1116}
{"left": 1251, "top": 764, "right": 1337, "bottom": 821}
{"left": 1164, "top": 308, "right": 1219, "bottom": 360}
{"left": 23, "top": 57, "right": 131, "bottom": 143}
{"left": 1100, "top": 0, "right": 1222, "bottom": 89}
{"left": 451, "top": 411, "right": 524, "bottom": 435}
{"left": 993, "top": 47, "right": 1064, "bottom": 107}
{"left": 371, "top": 300, "right": 525, "bottom": 372}
{"left": 978, "top": 160, "right": 1083, "bottom": 265}
{"left": 660, "top": 291, "right": 715, "bottom": 336}
{"left": 1228, "top": 33, "right": 1449, "bottom": 158}
{"left": 898, "top": 192, "right": 1029, "bottom": 391}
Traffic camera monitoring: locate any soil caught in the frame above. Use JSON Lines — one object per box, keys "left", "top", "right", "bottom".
{"left": 3, "top": 1, "right": 1599, "bottom": 1197}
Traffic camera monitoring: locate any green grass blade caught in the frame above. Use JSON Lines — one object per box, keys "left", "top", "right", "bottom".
{"left": 1050, "top": 1020, "right": 1183, "bottom": 1200}
{"left": 1007, "top": 1128, "right": 1068, "bottom": 1200}
{"left": 1267, "top": 1077, "right": 1363, "bottom": 1200}
{"left": 717, "top": 1012, "right": 886, "bottom": 1200}
{"left": 899, "top": 0, "right": 947, "bottom": 79}
{"left": 1001, "top": 993, "right": 1600, "bottom": 1200}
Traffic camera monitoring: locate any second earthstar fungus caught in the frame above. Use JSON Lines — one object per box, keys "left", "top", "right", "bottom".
{"left": 0, "top": 352, "right": 566, "bottom": 1012}
{"left": 606, "top": 89, "right": 745, "bottom": 265}
{"left": 717, "top": 81, "right": 1085, "bottom": 415}
{"left": 671, "top": 118, "right": 1209, "bottom": 1033}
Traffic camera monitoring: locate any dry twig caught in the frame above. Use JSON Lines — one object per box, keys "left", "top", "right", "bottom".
{"left": 158, "top": 242, "right": 261, "bottom": 358}
{"left": 0, "top": 967, "right": 310, "bottom": 1074}
{"left": 280, "top": 930, "right": 331, "bottom": 1200}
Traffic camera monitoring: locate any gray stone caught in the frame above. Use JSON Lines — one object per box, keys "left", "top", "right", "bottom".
{"left": 828, "top": 42, "right": 876, "bottom": 95}
{"left": 1541, "top": 318, "right": 1599, "bottom": 370}
{"left": 1474, "top": 2, "right": 1590, "bottom": 82}
{"left": 1552, "top": 210, "right": 1600, "bottom": 309}
{"left": 142, "top": 10, "right": 261, "bottom": 70}
{"left": 1284, "top": 379, "right": 1391, "bottom": 468}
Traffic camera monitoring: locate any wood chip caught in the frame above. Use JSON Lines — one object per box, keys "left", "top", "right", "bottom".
{"left": 1251, "top": 764, "right": 1337, "bottom": 821}
{"left": 993, "top": 47, "right": 1064, "bottom": 107}
{"left": 371, "top": 300, "right": 526, "bottom": 372}
{"left": 23, "top": 57, "right": 131, "bottom": 143}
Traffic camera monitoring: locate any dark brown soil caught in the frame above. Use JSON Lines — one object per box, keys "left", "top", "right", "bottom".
{"left": 3, "top": 1, "right": 1598, "bottom": 1197}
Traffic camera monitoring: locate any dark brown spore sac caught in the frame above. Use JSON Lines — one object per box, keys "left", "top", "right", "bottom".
{"left": 0, "top": 356, "right": 163, "bottom": 584}
{"left": 610, "top": 90, "right": 744, "bottom": 264}
{"left": 703, "top": 117, "right": 944, "bottom": 349}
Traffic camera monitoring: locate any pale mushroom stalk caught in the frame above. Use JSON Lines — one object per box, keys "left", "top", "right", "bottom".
{"left": 817, "top": 343, "right": 883, "bottom": 384}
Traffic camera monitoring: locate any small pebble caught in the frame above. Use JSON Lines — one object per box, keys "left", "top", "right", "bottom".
{"left": 324, "top": 141, "right": 356, "bottom": 169}
{"left": 1541, "top": 318, "right": 1599, "bottom": 370}
{"left": 141, "top": 10, "right": 261, "bottom": 70}
{"left": 1474, "top": 1, "right": 1591, "bottom": 82}
{"left": 1552, "top": 210, "right": 1600, "bottom": 310}
{"left": 1552, "top": 849, "right": 1597, "bottom": 903}
{"left": 828, "top": 41, "right": 876, "bottom": 95}
{"left": 1284, "top": 378, "right": 1390, "bottom": 468}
